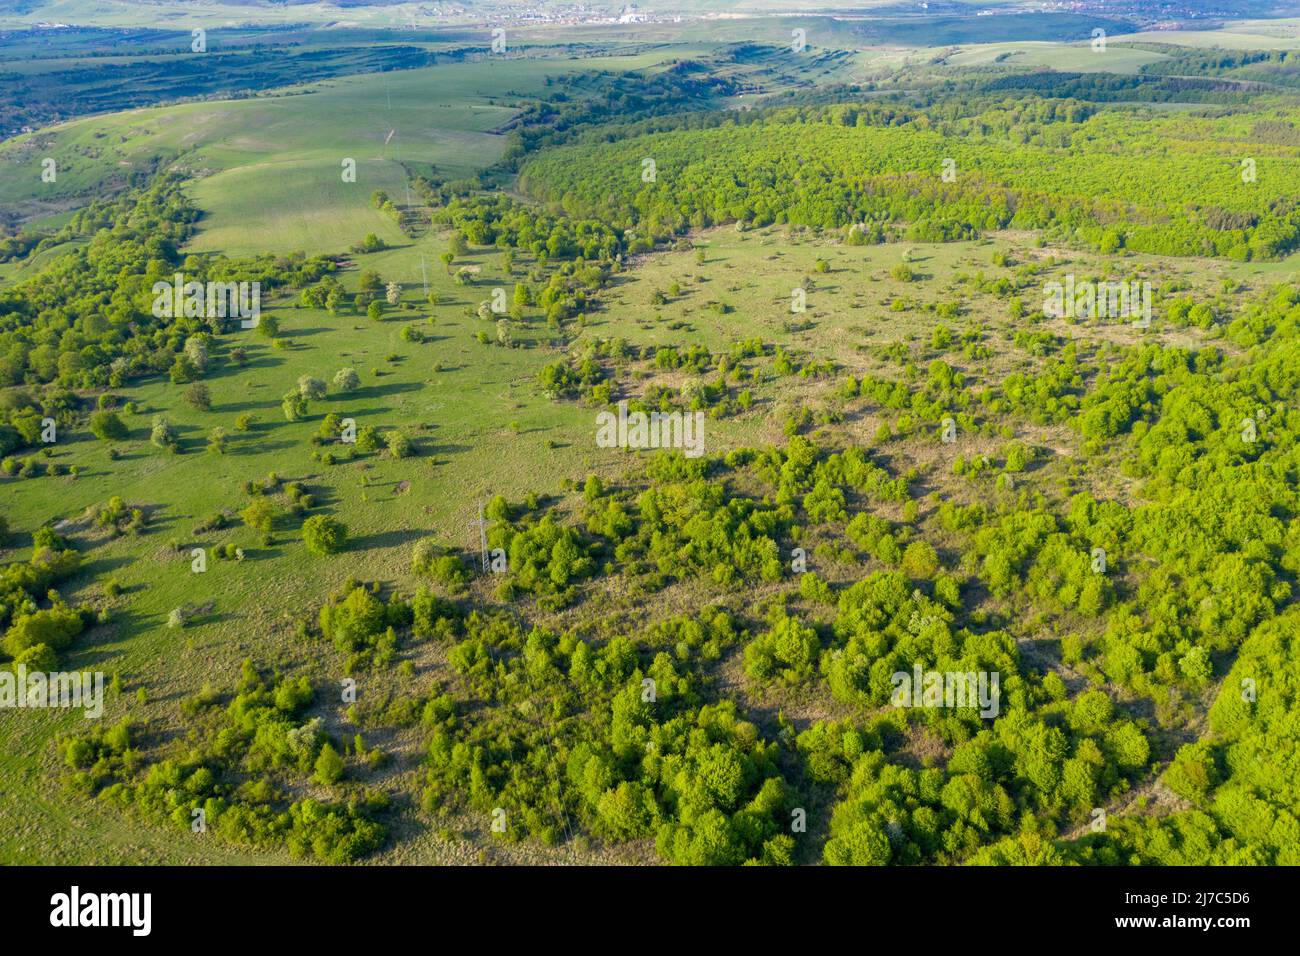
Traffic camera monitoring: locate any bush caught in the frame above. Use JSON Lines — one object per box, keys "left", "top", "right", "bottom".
{"left": 384, "top": 431, "right": 412, "bottom": 459}
{"left": 313, "top": 743, "right": 345, "bottom": 785}
{"left": 89, "top": 410, "right": 129, "bottom": 441}
{"left": 302, "top": 515, "right": 347, "bottom": 556}
{"left": 150, "top": 416, "right": 179, "bottom": 452}
{"left": 282, "top": 390, "right": 308, "bottom": 421}
{"left": 240, "top": 497, "right": 278, "bottom": 533}
{"left": 412, "top": 539, "right": 471, "bottom": 591}
{"left": 184, "top": 383, "right": 211, "bottom": 411}
{"left": 298, "top": 376, "right": 327, "bottom": 400}
{"left": 333, "top": 368, "right": 360, "bottom": 393}
{"left": 2, "top": 605, "right": 84, "bottom": 658}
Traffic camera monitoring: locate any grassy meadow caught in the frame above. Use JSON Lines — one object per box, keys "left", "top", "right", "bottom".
{"left": 0, "top": 162, "right": 1279, "bottom": 860}
{"left": 0, "top": 52, "right": 691, "bottom": 241}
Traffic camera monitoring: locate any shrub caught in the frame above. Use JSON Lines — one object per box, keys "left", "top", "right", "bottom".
{"left": 89, "top": 410, "right": 129, "bottom": 441}
{"left": 313, "top": 743, "right": 345, "bottom": 785}
{"left": 240, "top": 497, "right": 278, "bottom": 533}
{"left": 302, "top": 515, "right": 347, "bottom": 556}
{"left": 333, "top": 368, "right": 360, "bottom": 393}
{"left": 2, "top": 605, "right": 84, "bottom": 658}
{"left": 184, "top": 383, "right": 211, "bottom": 411}
{"left": 298, "top": 376, "right": 327, "bottom": 401}
{"left": 282, "top": 390, "right": 308, "bottom": 421}
{"left": 384, "top": 431, "right": 412, "bottom": 459}
{"left": 412, "top": 539, "right": 471, "bottom": 591}
{"left": 150, "top": 416, "right": 179, "bottom": 452}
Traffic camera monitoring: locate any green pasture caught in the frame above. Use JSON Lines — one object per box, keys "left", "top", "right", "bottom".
{"left": 0, "top": 208, "right": 1279, "bottom": 863}
{"left": 0, "top": 229, "right": 621, "bottom": 863}
{"left": 944, "top": 40, "right": 1168, "bottom": 74}
{"left": 1, "top": 54, "right": 702, "bottom": 252}
{"left": 1109, "top": 20, "right": 1300, "bottom": 51}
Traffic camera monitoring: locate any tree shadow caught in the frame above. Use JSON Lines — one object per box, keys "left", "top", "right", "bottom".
{"left": 424, "top": 442, "right": 472, "bottom": 456}
{"left": 349, "top": 380, "right": 423, "bottom": 401}
{"left": 347, "top": 528, "right": 426, "bottom": 553}
{"left": 207, "top": 355, "right": 282, "bottom": 380}
{"left": 219, "top": 399, "right": 280, "bottom": 414}
{"left": 77, "top": 554, "right": 135, "bottom": 579}
{"left": 243, "top": 545, "right": 286, "bottom": 562}
{"left": 232, "top": 439, "right": 297, "bottom": 456}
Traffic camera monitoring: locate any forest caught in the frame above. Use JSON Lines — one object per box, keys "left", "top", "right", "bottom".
{"left": 515, "top": 98, "right": 1300, "bottom": 261}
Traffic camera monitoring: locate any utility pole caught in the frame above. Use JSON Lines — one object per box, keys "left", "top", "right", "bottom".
{"left": 471, "top": 502, "right": 489, "bottom": 573}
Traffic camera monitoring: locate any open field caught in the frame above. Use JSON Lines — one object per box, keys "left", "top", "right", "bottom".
{"left": 0, "top": 51, "right": 692, "bottom": 251}
{"left": 944, "top": 41, "right": 1168, "bottom": 74}
{"left": 0, "top": 210, "right": 1272, "bottom": 861}
{"left": 1110, "top": 18, "right": 1300, "bottom": 50}
{"left": 0, "top": 225, "right": 628, "bottom": 863}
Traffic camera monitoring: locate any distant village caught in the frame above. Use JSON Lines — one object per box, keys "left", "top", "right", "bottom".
{"left": 409, "top": 4, "right": 676, "bottom": 26}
